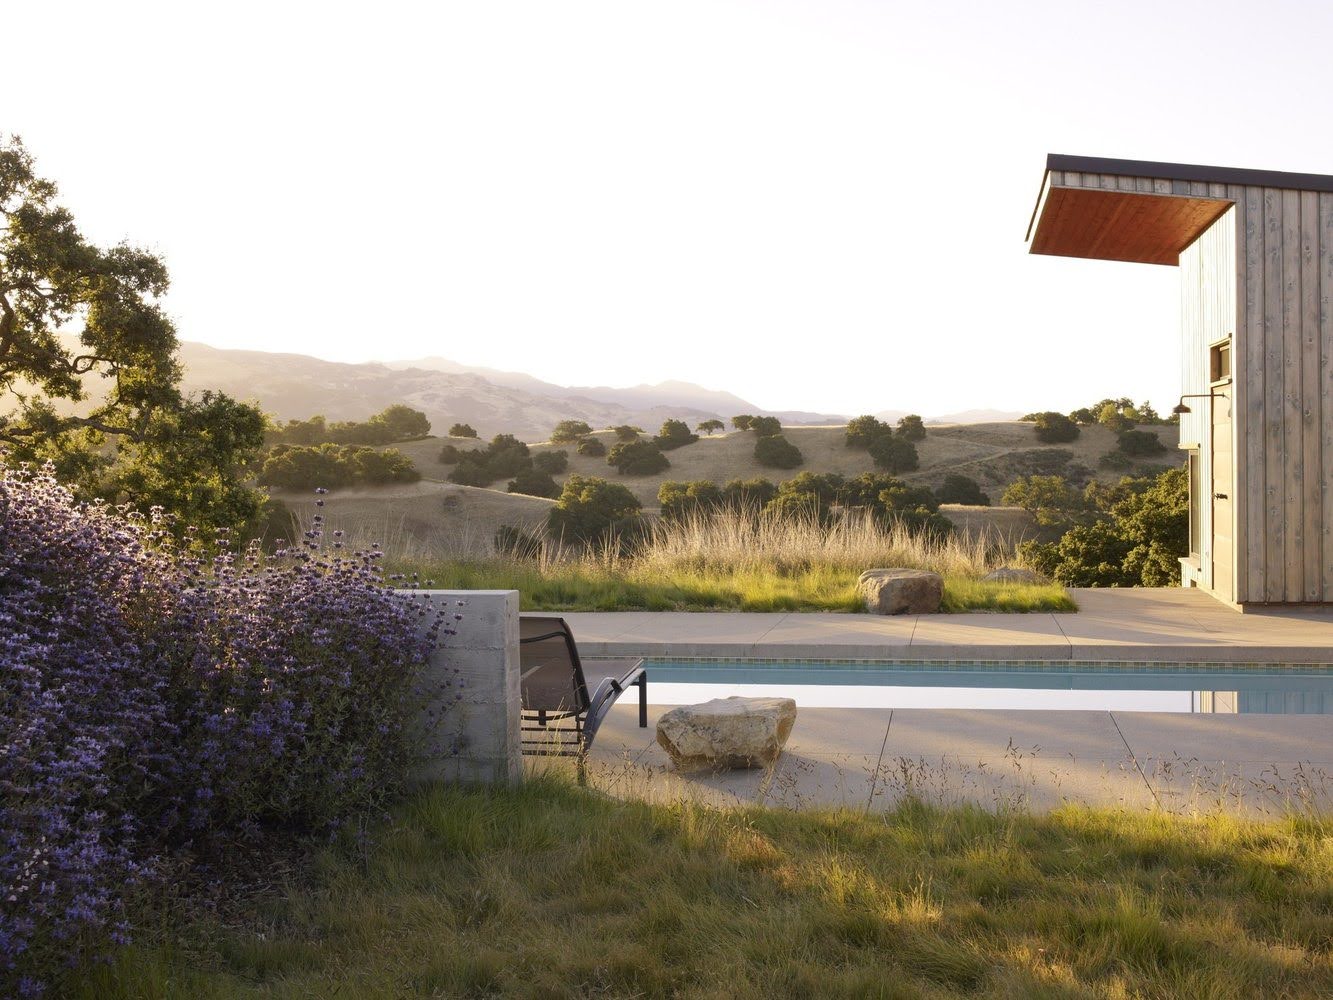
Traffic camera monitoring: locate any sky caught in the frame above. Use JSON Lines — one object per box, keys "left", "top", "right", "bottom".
{"left": 6, "top": 0, "right": 1333, "bottom": 416}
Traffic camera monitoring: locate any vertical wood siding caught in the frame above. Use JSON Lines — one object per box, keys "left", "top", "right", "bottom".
{"left": 1050, "top": 172, "right": 1333, "bottom": 603}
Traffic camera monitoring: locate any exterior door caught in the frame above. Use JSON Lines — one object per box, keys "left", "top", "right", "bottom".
{"left": 1210, "top": 386, "right": 1233, "bottom": 600}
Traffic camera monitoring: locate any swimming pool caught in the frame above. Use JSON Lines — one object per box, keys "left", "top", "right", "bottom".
{"left": 632, "top": 659, "right": 1333, "bottom": 714}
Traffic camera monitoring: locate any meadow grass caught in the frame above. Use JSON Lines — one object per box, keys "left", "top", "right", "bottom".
{"left": 77, "top": 777, "right": 1333, "bottom": 999}
{"left": 393, "top": 509, "right": 1075, "bottom": 613}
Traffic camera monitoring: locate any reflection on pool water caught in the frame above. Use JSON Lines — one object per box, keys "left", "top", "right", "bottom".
{"left": 637, "top": 660, "right": 1333, "bottom": 714}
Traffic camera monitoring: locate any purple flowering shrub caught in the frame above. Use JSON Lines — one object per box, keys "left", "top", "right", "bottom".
{"left": 1, "top": 464, "right": 449, "bottom": 995}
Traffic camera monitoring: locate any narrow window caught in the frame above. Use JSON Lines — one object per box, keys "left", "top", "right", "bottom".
{"left": 1210, "top": 339, "right": 1231, "bottom": 383}
{"left": 1187, "top": 449, "right": 1202, "bottom": 559}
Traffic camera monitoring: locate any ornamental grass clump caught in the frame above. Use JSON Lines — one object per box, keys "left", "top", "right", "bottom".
{"left": 1, "top": 462, "right": 451, "bottom": 996}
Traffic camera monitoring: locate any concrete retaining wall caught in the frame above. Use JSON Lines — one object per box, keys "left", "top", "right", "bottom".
{"left": 407, "top": 589, "right": 521, "bottom": 786}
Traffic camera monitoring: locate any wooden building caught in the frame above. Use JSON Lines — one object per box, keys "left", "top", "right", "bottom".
{"left": 1026, "top": 154, "right": 1333, "bottom": 609}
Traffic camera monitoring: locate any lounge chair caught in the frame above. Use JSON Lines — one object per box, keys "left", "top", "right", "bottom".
{"left": 518, "top": 615, "right": 647, "bottom": 769}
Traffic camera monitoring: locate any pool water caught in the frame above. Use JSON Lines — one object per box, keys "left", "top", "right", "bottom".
{"left": 637, "top": 660, "right": 1333, "bottom": 714}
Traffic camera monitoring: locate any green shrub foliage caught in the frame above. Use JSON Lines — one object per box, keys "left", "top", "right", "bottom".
{"left": 1032, "top": 411, "right": 1080, "bottom": 443}
{"left": 658, "top": 480, "right": 724, "bottom": 521}
{"left": 896, "top": 414, "right": 927, "bottom": 441}
{"left": 722, "top": 477, "right": 778, "bottom": 510}
{"left": 608, "top": 439, "right": 670, "bottom": 475}
{"left": 697, "top": 419, "right": 725, "bottom": 435}
{"left": 731, "top": 414, "right": 755, "bottom": 430}
{"left": 654, "top": 419, "right": 700, "bottom": 451}
{"left": 532, "top": 450, "right": 569, "bottom": 474}
{"left": 1020, "top": 466, "right": 1187, "bottom": 586}
{"left": 935, "top": 474, "right": 990, "bottom": 506}
{"left": 754, "top": 434, "right": 803, "bottom": 469}
{"left": 612, "top": 424, "right": 644, "bottom": 441}
{"left": 546, "top": 475, "right": 643, "bottom": 545}
{"left": 448, "top": 422, "right": 478, "bottom": 438}
{"left": 446, "top": 434, "right": 532, "bottom": 487}
{"left": 507, "top": 470, "right": 560, "bottom": 498}
{"left": 1117, "top": 429, "right": 1167, "bottom": 456}
{"left": 271, "top": 405, "right": 431, "bottom": 446}
{"left": 577, "top": 437, "right": 607, "bottom": 457}
{"left": 868, "top": 433, "right": 918, "bottom": 473}
{"left": 1001, "top": 474, "right": 1088, "bottom": 527}
{"left": 845, "top": 415, "right": 890, "bottom": 448}
{"left": 551, "top": 419, "right": 594, "bottom": 443}
{"left": 748, "top": 415, "right": 782, "bottom": 436}
{"left": 259, "top": 444, "right": 419, "bottom": 490}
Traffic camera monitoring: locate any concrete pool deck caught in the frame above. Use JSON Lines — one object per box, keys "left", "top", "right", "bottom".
{"left": 561, "top": 587, "right": 1333, "bottom": 662}
{"left": 529, "top": 589, "right": 1333, "bottom": 813}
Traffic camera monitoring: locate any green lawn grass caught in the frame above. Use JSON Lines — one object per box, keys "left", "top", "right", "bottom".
{"left": 402, "top": 559, "right": 1077, "bottom": 613}
{"left": 78, "top": 779, "right": 1332, "bottom": 999}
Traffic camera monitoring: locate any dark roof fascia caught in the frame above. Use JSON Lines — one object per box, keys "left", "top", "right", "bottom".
{"left": 1046, "top": 153, "right": 1333, "bottom": 195}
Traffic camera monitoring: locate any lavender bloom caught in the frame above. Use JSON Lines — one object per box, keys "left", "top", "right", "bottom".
{"left": 1, "top": 461, "right": 454, "bottom": 994}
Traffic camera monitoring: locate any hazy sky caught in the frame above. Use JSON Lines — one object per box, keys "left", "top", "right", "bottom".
{"left": 7, "top": 1, "right": 1333, "bottom": 415}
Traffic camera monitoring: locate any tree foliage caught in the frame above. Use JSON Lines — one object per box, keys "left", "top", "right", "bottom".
{"left": 1001, "top": 474, "right": 1088, "bottom": 527}
{"left": 446, "top": 433, "right": 532, "bottom": 487}
{"left": 546, "top": 475, "right": 643, "bottom": 545}
{"left": 748, "top": 415, "right": 782, "bottom": 436}
{"left": 258, "top": 444, "right": 419, "bottom": 490}
{"left": 654, "top": 418, "right": 699, "bottom": 451}
{"left": 697, "top": 419, "right": 725, "bottom": 435}
{"left": 448, "top": 422, "right": 478, "bottom": 438}
{"left": 754, "top": 433, "right": 803, "bottom": 469}
{"left": 608, "top": 439, "right": 670, "bottom": 475}
{"left": 551, "top": 419, "right": 593, "bottom": 443}
{"left": 532, "top": 449, "right": 568, "bottom": 474}
{"left": 731, "top": 414, "right": 755, "bottom": 430}
{"left": 845, "top": 414, "right": 890, "bottom": 448}
{"left": 612, "top": 424, "right": 643, "bottom": 441}
{"left": 896, "top": 414, "right": 926, "bottom": 441}
{"left": 1020, "top": 467, "right": 1187, "bottom": 586}
{"left": 1031, "top": 411, "right": 1080, "bottom": 443}
{"left": 0, "top": 136, "right": 265, "bottom": 536}
{"left": 577, "top": 436, "right": 607, "bottom": 457}
{"left": 269, "top": 405, "right": 430, "bottom": 446}
{"left": 868, "top": 433, "right": 918, "bottom": 473}
{"left": 658, "top": 480, "right": 725, "bottom": 521}
{"left": 1117, "top": 428, "right": 1167, "bottom": 456}
{"left": 507, "top": 469, "right": 560, "bottom": 498}
{"left": 935, "top": 474, "right": 990, "bottom": 506}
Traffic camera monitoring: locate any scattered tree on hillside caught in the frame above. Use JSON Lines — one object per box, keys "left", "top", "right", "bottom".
{"left": 868, "top": 433, "right": 918, "bottom": 473}
{"left": 754, "top": 433, "right": 803, "bottom": 469}
{"left": 658, "top": 480, "right": 725, "bottom": 521}
{"left": 270, "top": 406, "right": 432, "bottom": 447}
{"left": 577, "top": 437, "right": 607, "bottom": 457}
{"left": 607, "top": 439, "right": 670, "bottom": 475}
{"left": 447, "top": 433, "right": 531, "bottom": 487}
{"left": 697, "top": 419, "right": 725, "bottom": 435}
{"left": 731, "top": 414, "right": 755, "bottom": 430}
{"left": 845, "top": 415, "right": 890, "bottom": 448}
{"left": 748, "top": 415, "right": 782, "bottom": 437}
{"left": 507, "top": 469, "right": 560, "bottom": 498}
{"left": 449, "top": 422, "right": 478, "bottom": 438}
{"left": 259, "top": 444, "right": 418, "bottom": 490}
{"left": 1031, "top": 411, "right": 1081, "bottom": 443}
{"left": 0, "top": 136, "right": 268, "bottom": 536}
{"left": 722, "top": 477, "right": 778, "bottom": 510}
{"left": 654, "top": 418, "right": 699, "bottom": 451}
{"left": 896, "top": 414, "right": 927, "bottom": 441}
{"left": 612, "top": 424, "right": 643, "bottom": 441}
{"left": 935, "top": 474, "right": 990, "bottom": 506}
{"left": 546, "top": 475, "right": 643, "bottom": 545}
{"left": 532, "top": 450, "right": 569, "bottom": 474}
{"left": 551, "top": 419, "right": 594, "bottom": 443}
{"left": 1117, "top": 429, "right": 1167, "bottom": 457}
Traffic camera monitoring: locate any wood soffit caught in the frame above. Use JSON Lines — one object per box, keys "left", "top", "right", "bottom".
{"left": 1028, "top": 185, "right": 1233, "bottom": 266}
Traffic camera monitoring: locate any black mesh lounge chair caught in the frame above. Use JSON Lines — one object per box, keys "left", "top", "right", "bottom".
{"left": 519, "top": 615, "right": 646, "bottom": 768}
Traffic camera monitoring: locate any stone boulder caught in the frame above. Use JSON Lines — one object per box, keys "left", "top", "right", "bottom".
{"left": 656, "top": 696, "right": 797, "bottom": 771}
{"left": 981, "top": 567, "right": 1047, "bottom": 585}
{"left": 857, "top": 568, "right": 943, "bottom": 614}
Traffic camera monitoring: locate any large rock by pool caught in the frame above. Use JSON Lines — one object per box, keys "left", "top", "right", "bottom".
{"left": 656, "top": 696, "right": 797, "bottom": 771}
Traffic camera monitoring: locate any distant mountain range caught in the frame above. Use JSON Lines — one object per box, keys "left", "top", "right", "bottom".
{"left": 174, "top": 342, "right": 1022, "bottom": 441}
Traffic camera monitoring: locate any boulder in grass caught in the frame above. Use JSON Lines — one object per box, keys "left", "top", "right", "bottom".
{"left": 857, "top": 568, "right": 943, "bottom": 614}
{"left": 656, "top": 696, "right": 797, "bottom": 771}
{"left": 981, "top": 567, "right": 1047, "bottom": 585}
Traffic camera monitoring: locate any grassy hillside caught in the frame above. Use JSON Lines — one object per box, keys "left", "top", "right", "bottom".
{"left": 396, "top": 421, "right": 1179, "bottom": 504}
{"left": 293, "top": 421, "right": 1178, "bottom": 560}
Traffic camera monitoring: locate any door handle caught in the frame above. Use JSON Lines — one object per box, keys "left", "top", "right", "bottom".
{"left": 1213, "top": 492, "right": 1228, "bottom": 500}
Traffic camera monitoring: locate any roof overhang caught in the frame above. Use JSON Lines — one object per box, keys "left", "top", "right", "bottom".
{"left": 1026, "top": 153, "right": 1333, "bottom": 267}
